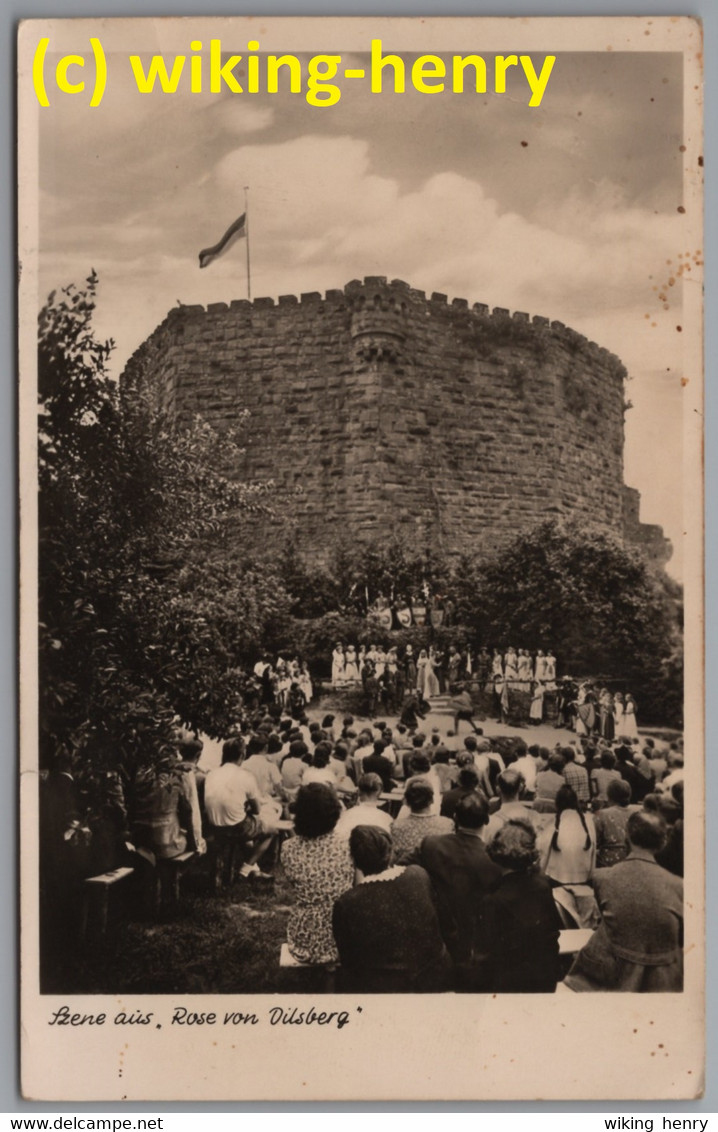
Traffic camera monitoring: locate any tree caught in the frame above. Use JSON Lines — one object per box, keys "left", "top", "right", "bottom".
{"left": 38, "top": 274, "right": 288, "bottom": 798}
{"left": 452, "top": 520, "right": 683, "bottom": 724}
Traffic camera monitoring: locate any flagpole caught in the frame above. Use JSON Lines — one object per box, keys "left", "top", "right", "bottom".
{"left": 244, "top": 185, "right": 251, "bottom": 301}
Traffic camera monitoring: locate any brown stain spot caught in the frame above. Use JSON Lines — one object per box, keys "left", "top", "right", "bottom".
{"left": 699, "top": 155, "right": 704, "bottom": 166}
{"left": 679, "top": 144, "right": 687, "bottom": 152}
{"left": 677, "top": 206, "right": 686, "bottom": 214}
{"left": 681, "top": 377, "right": 689, "bottom": 387}
{"left": 521, "top": 141, "right": 528, "bottom": 147}
{"left": 644, "top": 30, "right": 650, "bottom": 35}
{"left": 668, "top": 278, "right": 675, "bottom": 285}
{"left": 650, "top": 97, "right": 655, "bottom": 102}
{"left": 677, "top": 326, "right": 683, "bottom": 332}
{"left": 662, "top": 77, "right": 669, "bottom": 83}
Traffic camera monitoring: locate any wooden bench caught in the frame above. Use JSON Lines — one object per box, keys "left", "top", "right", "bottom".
{"left": 279, "top": 943, "right": 338, "bottom": 991}
{"left": 81, "top": 866, "right": 134, "bottom": 939}
{"left": 153, "top": 851, "right": 195, "bottom": 912}
{"left": 558, "top": 928, "right": 594, "bottom": 955}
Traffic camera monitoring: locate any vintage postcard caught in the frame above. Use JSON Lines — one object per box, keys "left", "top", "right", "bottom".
{"left": 18, "top": 16, "right": 704, "bottom": 1101}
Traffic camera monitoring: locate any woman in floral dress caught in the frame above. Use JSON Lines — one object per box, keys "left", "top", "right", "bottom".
{"left": 281, "top": 784, "right": 354, "bottom": 964}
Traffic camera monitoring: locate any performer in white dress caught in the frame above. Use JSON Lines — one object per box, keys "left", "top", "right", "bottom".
{"left": 504, "top": 647, "right": 519, "bottom": 683}
{"left": 492, "top": 649, "right": 504, "bottom": 678}
{"left": 517, "top": 649, "right": 532, "bottom": 690}
{"left": 416, "top": 649, "right": 429, "bottom": 696}
{"left": 614, "top": 692, "right": 625, "bottom": 734}
{"left": 425, "top": 650, "right": 441, "bottom": 699}
{"left": 331, "top": 644, "right": 345, "bottom": 687}
{"left": 544, "top": 651, "right": 556, "bottom": 684}
{"left": 343, "top": 645, "right": 360, "bottom": 683}
{"left": 622, "top": 694, "right": 639, "bottom": 739}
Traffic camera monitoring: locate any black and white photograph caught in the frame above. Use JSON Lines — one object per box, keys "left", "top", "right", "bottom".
{"left": 19, "top": 15, "right": 704, "bottom": 1101}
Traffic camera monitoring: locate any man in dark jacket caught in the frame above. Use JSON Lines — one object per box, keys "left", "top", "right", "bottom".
{"left": 412, "top": 794, "right": 502, "bottom": 986}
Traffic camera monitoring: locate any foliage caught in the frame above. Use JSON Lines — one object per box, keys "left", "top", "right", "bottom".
{"left": 38, "top": 274, "right": 287, "bottom": 800}
{"left": 452, "top": 521, "right": 683, "bottom": 726}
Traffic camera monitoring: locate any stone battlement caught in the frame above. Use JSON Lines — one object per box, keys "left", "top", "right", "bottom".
{"left": 122, "top": 275, "right": 667, "bottom": 568}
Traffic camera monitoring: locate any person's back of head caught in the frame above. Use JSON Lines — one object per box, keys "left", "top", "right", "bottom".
{"left": 463, "top": 735, "right": 478, "bottom": 753}
{"left": 627, "top": 809, "right": 667, "bottom": 854}
{"left": 607, "top": 778, "right": 632, "bottom": 807}
{"left": 432, "top": 744, "right": 450, "bottom": 764}
{"left": 600, "top": 750, "right": 617, "bottom": 770}
{"left": 412, "top": 734, "right": 425, "bottom": 749}
{"left": 547, "top": 752, "right": 565, "bottom": 775}
{"left": 561, "top": 746, "right": 576, "bottom": 764}
{"left": 373, "top": 738, "right": 387, "bottom": 758}
{"left": 221, "top": 737, "right": 245, "bottom": 765}
{"left": 456, "top": 752, "right": 474, "bottom": 769}
{"left": 267, "top": 734, "right": 283, "bottom": 756}
{"left": 405, "top": 778, "right": 434, "bottom": 814}
{"left": 497, "top": 769, "right": 523, "bottom": 800}
{"left": 313, "top": 741, "right": 332, "bottom": 768}
{"left": 288, "top": 739, "right": 308, "bottom": 760}
{"left": 332, "top": 742, "right": 348, "bottom": 763}
{"left": 409, "top": 752, "right": 431, "bottom": 775}
{"left": 357, "top": 772, "right": 383, "bottom": 799}
{"left": 179, "top": 737, "right": 203, "bottom": 764}
{"left": 458, "top": 767, "right": 479, "bottom": 791}
{"left": 454, "top": 792, "right": 490, "bottom": 831}
{"left": 246, "top": 734, "right": 267, "bottom": 759}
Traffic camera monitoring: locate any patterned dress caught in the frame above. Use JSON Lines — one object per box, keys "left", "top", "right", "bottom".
{"left": 281, "top": 831, "right": 354, "bottom": 963}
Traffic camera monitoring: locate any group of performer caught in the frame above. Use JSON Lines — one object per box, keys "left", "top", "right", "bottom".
{"left": 556, "top": 681, "right": 640, "bottom": 741}
{"left": 251, "top": 655, "right": 314, "bottom": 714}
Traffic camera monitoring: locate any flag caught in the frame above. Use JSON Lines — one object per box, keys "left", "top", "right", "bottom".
{"left": 198, "top": 212, "right": 246, "bottom": 269}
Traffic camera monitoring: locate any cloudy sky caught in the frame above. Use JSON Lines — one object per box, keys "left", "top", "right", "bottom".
{"left": 34, "top": 24, "right": 697, "bottom": 578}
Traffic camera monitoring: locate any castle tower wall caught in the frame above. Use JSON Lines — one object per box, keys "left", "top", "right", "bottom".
{"left": 122, "top": 276, "right": 666, "bottom": 566}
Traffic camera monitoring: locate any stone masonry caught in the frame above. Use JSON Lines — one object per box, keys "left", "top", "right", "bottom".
{"left": 122, "top": 276, "right": 671, "bottom": 568}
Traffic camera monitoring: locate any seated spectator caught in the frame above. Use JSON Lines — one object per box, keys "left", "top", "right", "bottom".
{"left": 392, "top": 780, "right": 453, "bottom": 863}
{"left": 475, "top": 820, "right": 563, "bottom": 993}
{"left": 204, "top": 738, "right": 274, "bottom": 879}
{"left": 361, "top": 739, "right": 397, "bottom": 793}
{"left": 594, "top": 779, "right": 634, "bottom": 867}
{"left": 537, "top": 784, "right": 596, "bottom": 885}
{"left": 615, "top": 743, "right": 653, "bottom": 805}
{"left": 565, "top": 810, "right": 683, "bottom": 992}
{"left": 533, "top": 751, "right": 565, "bottom": 813}
{"left": 513, "top": 745, "right": 540, "bottom": 799}
{"left": 483, "top": 769, "right": 536, "bottom": 842}
{"left": 351, "top": 730, "right": 375, "bottom": 780}
{"left": 590, "top": 749, "right": 622, "bottom": 808}
{"left": 402, "top": 733, "right": 427, "bottom": 780}
{"left": 328, "top": 742, "right": 356, "bottom": 791}
{"left": 644, "top": 792, "right": 684, "bottom": 877}
{"left": 464, "top": 736, "right": 502, "bottom": 797}
{"left": 132, "top": 756, "right": 205, "bottom": 863}
{"left": 412, "top": 794, "right": 501, "bottom": 979}
{"left": 302, "top": 741, "right": 338, "bottom": 787}
{"left": 242, "top": 735, "right": 285, "bottom": 832}
{"left": 332, "top": 826, "right": 451, "bottom": 993}
{"left": 335, "top": 774, "right": 393, "bottom": 840}
{"left": 560, "top": 746, "right": 590, "bottom": 808}
{"left": 281, "top": 783, "right": 354, "bottom": 964}
{"left": 430, "top": 745, "right": 453, "bottom": 795}
{"left": 399, "top": 752, "right": 443, "bottom": 816}
{"left": 280, "top": 739, "right": 310, "bottom": 801}
{"left": 441, "top": 767, "right": 482, "bottom": 820}
{"left": 659, "top": 752, "right": 684, "bottom": 796}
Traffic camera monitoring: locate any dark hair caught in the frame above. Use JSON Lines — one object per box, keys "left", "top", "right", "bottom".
{"left": 600, "top": 750, "right": 617, "bottom": 770}
{"left": 246, "top": 734, "right": 267, "bottom": 758}
{"left": 221, "top": 737, "right": 245, "bottom": 764}
{"left": 432, "top": 745, "right": 450, "bottom": 764}
{"left": 488, "top": 819, "right": 538, "bottom": 872}
{"left": 333, "top": 742, "right": 348, "bottom": 763}
{"left": 358, "top": 772, "right": 383, "bottom": 796}
{"left": 179, "top": 738, "right": 203, "bottom": 762}
{"left": 458, "top": 767, "right": 480, "bottom": 790}
{"left": 312, "top": 741, "right": 332, "bottom": 769}
{"left": 627, "top": 810, "right": 667, "bottom": 853}
{"left": 561, "top": 746, "right": 576, "bottom": 763}
{"left": 409, "top": 753, "right": 431, "bottom": 775}
{"left": 463, "top": 736, "right": 478, "bottom": 753}
{"left": 293, "top": 783, "right": 342, "bottom": 839}
{"left": 373, "top": 739, "right": 387, "bottom": 757}
{"left": 497, "top": 769, "right": 523, "bottom": 799}
{"left": 454, "top": 793, "right": 490, "bottom": 830}
{"left": 266, "top": 734, "right": 283, "bottom": 755}
{"left": 288, "top": 739, "right": 308, "bottom": 760}
{"left": 547, "top": 752, "right": 566, "bottom": 774}
{"left": 607, "top": 778, "right": 632, "bottom": 806}
{"left": 551, "top": 785, "right": 591, "bottom": 852}
{"left": 405, "top": 779, "right": 434, "bottom": 813}
{"left": 412, "top": 735, "right": 425, "bottom": 749}
{"left": 321, "top": 714, "right": 335, "bottom": 728}
{"left": 349, "top": 825, "right": 393, "bottom": 875}
{"left": 456, "top": 752, "right": 474, "bottom": 769}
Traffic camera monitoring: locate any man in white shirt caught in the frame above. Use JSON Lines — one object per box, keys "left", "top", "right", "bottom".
{"left": 335, "top": 774, "right": 393, "bottom": 840}
{"left": 204, "top": 738, "right": 275, "bottom": 879}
